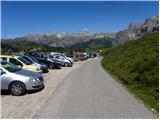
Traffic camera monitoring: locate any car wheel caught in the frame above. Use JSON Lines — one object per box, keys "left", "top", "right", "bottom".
{"left": 49, "top": 63, "right": 55, "bottom": 69}
{"left": 68, "top": 63, "right": 73, "bottom": 67}
{"left": 64, "top": 63, "right": 69, "bottom": 67}
{"left": 9, "top": 82, "right": 26, "bottom": 96}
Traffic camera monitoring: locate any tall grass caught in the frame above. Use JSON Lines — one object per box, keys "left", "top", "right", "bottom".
{"left": 101, "top": 33, "right": 159, "bottom": 112}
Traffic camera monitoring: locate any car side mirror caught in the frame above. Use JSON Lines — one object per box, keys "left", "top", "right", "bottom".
{"left": 0, "top": 69, "right": 6, "bottom": 75}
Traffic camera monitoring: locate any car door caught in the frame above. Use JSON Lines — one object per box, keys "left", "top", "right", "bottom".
{"left": 0, "top": 68, "right": 8, "bottom": 89}
{"left": 59, "top": 55, "right": 65, "bottom": 61}
{"left": 55, "top": 55, "right": 61, "bottom": 61}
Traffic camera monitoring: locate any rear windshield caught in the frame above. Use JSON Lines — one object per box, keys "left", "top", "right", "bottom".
{"left": 18, "top": 57, "right": 32, "bottom": 65}
{"left": 1, "top": 61, "right": 21, "bottom": 72}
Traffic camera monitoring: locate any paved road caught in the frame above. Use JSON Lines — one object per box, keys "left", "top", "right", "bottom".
{"left": 34, "top": 58, "right": 157, "bottom": 119}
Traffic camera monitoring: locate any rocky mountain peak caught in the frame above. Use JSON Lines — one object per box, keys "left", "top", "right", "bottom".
{"left": 113, "top": 15, "right": 159, "bottom": 46}
{"left": 143, "top": 15, "right": 159, "bottom": 25}
{"left": 93, "top": 32, "right": 116, "bottom": 39}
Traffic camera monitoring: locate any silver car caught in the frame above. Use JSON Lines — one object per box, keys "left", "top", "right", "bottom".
{"left": 49, "top": 54, "right": 73, "bottom": 67}
{"left": 0, "top": 60, "right": 44, "bottom": 96}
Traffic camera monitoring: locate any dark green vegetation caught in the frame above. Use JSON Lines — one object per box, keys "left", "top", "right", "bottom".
{"left": 69, "top": 37, "right": 112, "bottom": 53}
{"left": 101, "top": 33, "right": 159, "bottom": 112}
{"left": 1, "top": 40, "right": 73, "bottom": 55}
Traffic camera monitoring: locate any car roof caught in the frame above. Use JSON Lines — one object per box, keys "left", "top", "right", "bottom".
{"left": 21, "top": 55, "right": 29, "bottom": 57}
{"left": 52, "top": 53, "right": 64, "bottom": 56}
{"left": 0, "top": 55, "right": 20, "bottom": 59}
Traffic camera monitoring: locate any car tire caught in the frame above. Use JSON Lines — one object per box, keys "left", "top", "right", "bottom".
{"left": 49, "top": 63, "right": 55, "bottom": 69}
{"left": 9, "top": 81, "right": 26, "bottom": 96}
{"left": 69, "top": 64, "right": 73, "bottom": 67}
{"left": 64, "top": 63, "right": 69, "bottom": 67}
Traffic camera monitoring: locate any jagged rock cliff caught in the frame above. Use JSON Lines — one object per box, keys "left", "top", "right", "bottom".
{"left": 113, "top": 15, "right": 159, "bottom": 46}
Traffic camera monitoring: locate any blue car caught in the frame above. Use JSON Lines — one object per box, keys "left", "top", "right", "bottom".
{"left": 21, "top": 55, "right": 49, "bottom": 73}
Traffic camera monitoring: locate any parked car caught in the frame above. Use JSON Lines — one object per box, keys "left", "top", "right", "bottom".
{"left": 0, "top": 60, "right": 44, "bottom": 96}
{"left": 67, "top": 55, "right": 78, "bottom": 62}
{"left": 89, "top": 53, "right": 97, "bottom": 58}
{"left": 21, "top": 55, "right": 49, "bottom": 73}
{"left": 83, "top": 53, "right": 90, "bottom": 59}
{"left": 73, "top": 52, "right": 86, "bottom": 61}
{"left": 51, "top": 52, "right": 74, "bottom": 63}
{"left": 50, "top": 53, "right": 73, "bottom": 67}
{"left": 24, "top": 52, "right": 61, "bottom": 69}
{"left": 0, "top": 55, "right": 42, "bottom": 73}
{"left": 49, "top": 54, "right": 72, "bottom": 67}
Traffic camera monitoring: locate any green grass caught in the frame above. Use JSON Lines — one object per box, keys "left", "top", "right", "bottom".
{"left": 101, "top": 33, "right": 159, "bottom": 112}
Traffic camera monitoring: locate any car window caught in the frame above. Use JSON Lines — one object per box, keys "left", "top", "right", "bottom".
{"left": 0, "top": 57, "right": 7, "bottom": 61}
{"left": 28, "top": 52, "right": 35, "bottom": 57}
{"left": 9, "top": 58, "right": 23, "bottom": 67}
{"left": 1, "top": 61, "right": 21, "bottom": 72}
{"left": 28, "top": 52, "right": 32, "bottom": 56}
{"left": 28, "top": 52, "right": 35, "bottom": 56}
{"left": 22, "top": 56, "right": 33, "bottom": 63}
{"left": 55, "top": 56, "right": 59, "bottom": 59}
{"left": 59, "top": 56, "right": 64, "bottom": 59}
{"left": 49, "top": 55, "right": 54, "bottom": 58}
{"left": 30, "top": 57, "right": 39, "bottom": 63}
{"left": 18, "top": 57, "right": 32, "bottom": 65}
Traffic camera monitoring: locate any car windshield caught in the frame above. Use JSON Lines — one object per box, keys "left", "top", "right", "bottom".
{"left": 22, "top": 56, "right": 33, "bottom": 63}
{"left": 61, "top": 54, "right": 67, "bottom": 59}
{"left": 30, "top": 57, "right": 39, "bottom": 63}
{"left": 1, "top": 61, "right": 21, "bottom": 72}
{"left": 18, "top": 57, "right": 32, "bottom": 65}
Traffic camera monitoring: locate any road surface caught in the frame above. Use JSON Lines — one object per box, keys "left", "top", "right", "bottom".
{"left": 34, "top": 58, "right": 157, "bottom": 119}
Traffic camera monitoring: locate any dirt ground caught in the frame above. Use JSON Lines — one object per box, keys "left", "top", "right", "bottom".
{"left": 1, "top": 61, "right": 82, "bottom": 118}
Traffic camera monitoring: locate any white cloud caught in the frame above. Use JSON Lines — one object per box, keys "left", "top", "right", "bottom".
{"left": 81, "top": 28, "right": 88, "bottom": 32}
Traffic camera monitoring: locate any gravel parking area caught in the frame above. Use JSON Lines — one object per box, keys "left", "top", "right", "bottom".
{"left": 1, "top": 61, "right": 81, "bottom": 119}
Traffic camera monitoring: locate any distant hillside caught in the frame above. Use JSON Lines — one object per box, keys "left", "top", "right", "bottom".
{"left": 69, "top": 37, "right": 113, "bottom": 52}
{"left": 101, "top": 33, "right": 159, "bottom": 112}
{"left": 1, "top": 40, "right": 72, "bottom": 55}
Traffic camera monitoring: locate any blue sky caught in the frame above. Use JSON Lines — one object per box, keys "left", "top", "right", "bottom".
{"left": 1, "top": 1, "right": 158, "bottom": 38}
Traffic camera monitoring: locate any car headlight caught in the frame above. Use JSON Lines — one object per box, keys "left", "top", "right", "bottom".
{"left": 36, "top": 68, "right": 41, "bottom": 71}
{"left": 29, "top": 77, "right": 39, "bottom": 82}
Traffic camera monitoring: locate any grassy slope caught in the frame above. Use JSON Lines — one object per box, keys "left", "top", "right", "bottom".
{"left": 101, "top": 33, "right": 159, "bottom": 112}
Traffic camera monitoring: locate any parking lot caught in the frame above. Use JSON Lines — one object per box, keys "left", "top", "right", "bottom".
{"left": 1, "top": 61, "right": 82, "bottom": 118}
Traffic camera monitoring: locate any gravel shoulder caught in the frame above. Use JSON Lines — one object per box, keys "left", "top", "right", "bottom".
{"left": 1, "top": 61, "right": 83, "bottom": 119}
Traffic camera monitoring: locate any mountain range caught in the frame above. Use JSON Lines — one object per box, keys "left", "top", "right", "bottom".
{"left": 2, "top": 15, "right": 159, "bottom": 47}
